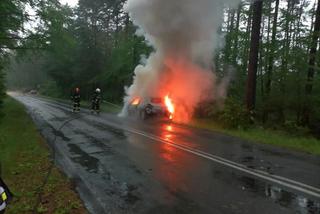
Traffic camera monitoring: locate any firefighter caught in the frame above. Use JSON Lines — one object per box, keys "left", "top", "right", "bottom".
{"left": 71, "top": 87, "right": 81, "bottom": 112}
{"left": 0, "top": 177, "right": 12, "bottom": 214}
{"left": 0, "top": 186, "right": 6, "bottom": 214}
{"left": 91, "top": 88, "right": 102, "bottom": 114}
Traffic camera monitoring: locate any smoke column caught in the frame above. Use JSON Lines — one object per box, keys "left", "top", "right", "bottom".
{"left": 121, "top": 0, "right": 241, "bottom": 122}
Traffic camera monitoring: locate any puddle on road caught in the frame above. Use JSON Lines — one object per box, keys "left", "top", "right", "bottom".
{"left": 239, "top": 176, "right": 320, "bottom": 214}
{"left": 72, "top": 129, "right": 115, "bottom": 156}
{"left": 241, "top": 143, "right": 254, "bottom": 152}
{"left": 50, "top": 126, "right": 71, "bottom": 142}
{"left": 68, "top": 144, "right": 99, "bottom": 173}
{"left": 240, "top": 156, "right": 278, "bottom": 174}
{"left": 85, "top": 120, "right": 127, "bottom": 139}
{"left": 50, "top": 116, "right": 69, "bottom": 122}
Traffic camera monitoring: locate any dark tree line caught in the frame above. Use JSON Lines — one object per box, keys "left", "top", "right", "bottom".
{"left": 0, "top": 0, "right": 27, "bottom": 115}
{"left": 220, "top": 0, "right": 320, "bottom": 129}
{"left": 3, "top": 0, "right": 151, "bottom": 102}
{"left": 2, "top": 0, "right": 320, "bottom": 133}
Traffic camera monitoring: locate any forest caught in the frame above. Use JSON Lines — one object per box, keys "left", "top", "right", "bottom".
{"left": 1, "top": 0, "right": 320, "bottom": 136}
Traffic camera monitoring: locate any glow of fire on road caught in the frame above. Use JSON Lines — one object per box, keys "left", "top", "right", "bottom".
{"left": 166, "top": 125, "right": 173, "bottom": 132}
{"left": 164, "top": 125, "right": 174, "bottom": 140}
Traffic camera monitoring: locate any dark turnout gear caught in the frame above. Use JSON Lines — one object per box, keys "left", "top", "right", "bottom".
{"left": 0, "top": 177, "right": 13, "bottom": 213}
{"left": 71, "top": 88, "right": 81, "bottom": 112}
{"left": 91, "top": 89, "right": 102, "bottom": 114}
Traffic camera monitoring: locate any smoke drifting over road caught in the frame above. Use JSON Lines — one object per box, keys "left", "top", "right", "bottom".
{"left": 121, "top": 0, "right": 241, "bottom": 122}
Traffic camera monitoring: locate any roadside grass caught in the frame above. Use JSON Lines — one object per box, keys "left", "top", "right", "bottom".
{"left": 191, "top": 118, "right": 320, "bottom": 156}
{"left": 0, "top": 97, "right": 87, "bottom": 214}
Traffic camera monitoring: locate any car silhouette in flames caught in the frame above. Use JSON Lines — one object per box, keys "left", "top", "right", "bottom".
{"left": 128, "top": 97, "right": 173, "bottom": 120}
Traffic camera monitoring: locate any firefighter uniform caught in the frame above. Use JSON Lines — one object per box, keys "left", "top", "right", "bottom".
{"left": 71, "top": 88, "right": 81, "bottom": 112}
{"left": 0, "top": 187, "right": 7, "bottom": 213}
{"left": 91, "top": 88, "right": 102, "bottom": 113}
{"left": 0, "top": 178, "right": 13, "bottom": 214}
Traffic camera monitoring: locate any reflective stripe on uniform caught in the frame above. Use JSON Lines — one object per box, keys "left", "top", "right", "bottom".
{"left": 1, "top": 192, "right": 7, "bottom": 201}
{"left": 0, "top": 187, "right": 6, "bottom": 211}
{"left": 0, "top": 201, "right": 6, "bottom": 211}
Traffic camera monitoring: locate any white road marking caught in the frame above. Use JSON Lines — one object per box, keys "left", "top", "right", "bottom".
{"left": 123, "top": 126, "right": 320, "bottom": 199}
{"left": 17, "top": 95, "right": 320, "bottom": 199}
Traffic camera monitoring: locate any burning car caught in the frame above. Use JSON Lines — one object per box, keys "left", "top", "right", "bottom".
{"left": 128, "top": 96, "right": 173, "bottom": 120}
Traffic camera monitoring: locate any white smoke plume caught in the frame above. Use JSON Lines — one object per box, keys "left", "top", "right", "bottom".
{"left": 121, "top": 0, "right": 241, "bottom": 122}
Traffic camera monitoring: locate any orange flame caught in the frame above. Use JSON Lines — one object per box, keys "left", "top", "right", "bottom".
{"left": 164, "top": 95, "right": 175, "bottom": 120}
{"left": 132, "top": 97, "right": 140, "bottom": 105}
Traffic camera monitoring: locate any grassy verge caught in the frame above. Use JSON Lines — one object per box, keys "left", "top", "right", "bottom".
{"left": 0, "top": 97, "right": 87, "bottom": 214}
{"left": 191, "top": 118, "right": 320, "bottom": 156}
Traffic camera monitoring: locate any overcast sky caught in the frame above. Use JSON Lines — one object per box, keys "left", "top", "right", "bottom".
{"left": 59, "top": 0, "right": 78, "bottom": 7}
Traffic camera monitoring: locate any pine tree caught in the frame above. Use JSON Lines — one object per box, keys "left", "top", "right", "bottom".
{"left": 246, "top": 0, "right": 263, "bottom": 111}
{"left": 265, "top": 0, "right": 279, "bottom": 96}
{"left": 302, "top": 0, "right": 320, "bottom": 124}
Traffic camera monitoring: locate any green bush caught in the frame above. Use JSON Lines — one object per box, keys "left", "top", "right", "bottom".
{"left": 283, "top": 120, "right": 309, "bottom": 137}
{"left": 39, "top": 80, "right": 63, "bottom": 98}
{"left": 218, "top": 98, "right": 251, "bottom": 129}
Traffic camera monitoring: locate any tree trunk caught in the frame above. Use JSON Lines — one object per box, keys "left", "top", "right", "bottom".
{"left": 293, "top": 0, "right": 305, "bottom": 48}
{"left": 243, "top": 5, "right": 253, "bottom": 72}
{"left": 265, "top": 0, "right": 272, "bottom": 65}
{"left": 306, "top": 0, "right": 320, "bottom": 95}
{"left": 294, "top": 0, "right": 306, "bottom": 123}
{"left": 302, "top": 0, "right": 320, "bottom": 124}
{"left": 280, "top": 0, "right": 294, "bottom": 95}
{"left": 225, "top": 9, "right": 235, "bottom": 64}
{"left": 246, "top": 0, "right": 263, "bottom": 111}
{"left": 265, "top": 0, "right": 279, "bottom": 96}
{"left": 259, "top": 15, "right": 265, "bottom": 98}
{"left": 232, "top": 4, "right": 242, "bottom": 65}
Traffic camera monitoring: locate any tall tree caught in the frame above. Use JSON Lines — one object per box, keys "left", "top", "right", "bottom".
{"left": 0, "top": 0, "right": 29, "bottom": 115}
{"left": 37, "top": 2, "right": 77, "bottom": 95}
{"left": 231, "top": 3, "right": 242, "bottom": 65}
{"left": 246, "top": 0, "right": 263, "bottom": 111}
{"left": 302, "top": 0, "right": 320, "bottom": 124}
{"left": 265, "top": 0, "right": 280, "bottom": 96}
{"left": 225, "top": 8, "right": 235, "bottom": 64}
{"left": 305, "top": 0, "right": 320, "bottom": 95}
{"left": 242, "top": 4, "right": 253, "bottom": 78}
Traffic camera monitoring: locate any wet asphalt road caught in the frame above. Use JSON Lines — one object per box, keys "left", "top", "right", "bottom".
{"left": 12, "top": 94, "right": 320, "bottom": 214}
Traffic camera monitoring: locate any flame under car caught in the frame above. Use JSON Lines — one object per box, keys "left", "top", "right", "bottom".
{"left": 128, "top": 97, "right": 171, "bottom": 120}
